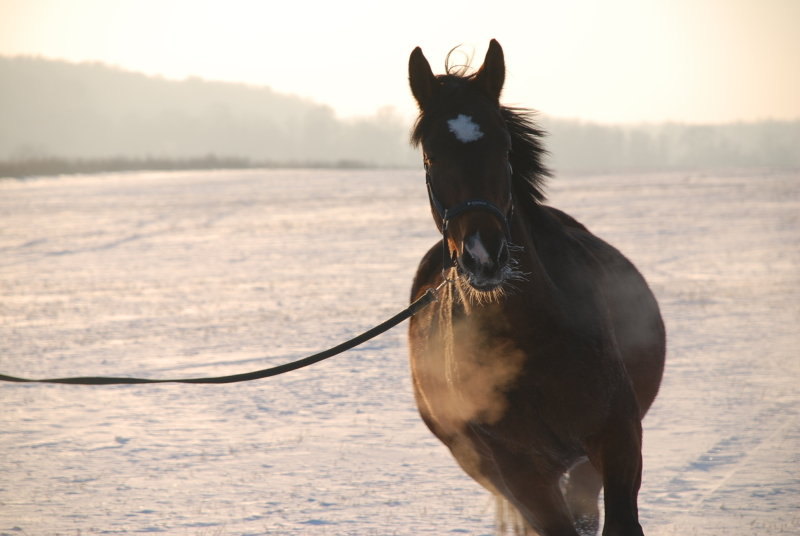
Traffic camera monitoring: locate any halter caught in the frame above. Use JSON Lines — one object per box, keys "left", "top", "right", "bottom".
{"left": 425, "top": 160, "right": 514, "bottom": 272}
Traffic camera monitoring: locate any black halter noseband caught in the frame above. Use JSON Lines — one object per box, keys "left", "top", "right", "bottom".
{"left": 424, "top": 161, "right": 514, "bottom": 271}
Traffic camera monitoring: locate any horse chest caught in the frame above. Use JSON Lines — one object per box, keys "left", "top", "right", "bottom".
{"left": 410, "top": 306, "right": 521, "bottom": 430}
{"left": 411, "top": 302, "right": 616, "bottom": 442}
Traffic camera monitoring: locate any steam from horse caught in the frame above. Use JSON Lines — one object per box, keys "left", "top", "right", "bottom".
{"left": 407, "top": 40, "right": 666, "bottom": 535}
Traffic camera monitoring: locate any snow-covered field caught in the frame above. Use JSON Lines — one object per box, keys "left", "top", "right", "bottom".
{"left": 1, "top": 168, "right": 797, "bottom": 535}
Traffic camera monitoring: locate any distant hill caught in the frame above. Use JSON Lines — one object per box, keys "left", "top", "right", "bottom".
{"left": 0, "top": 56, "right": 418, "bottom": 167}
{"left": 1, "top": 56, "right": 797, "bottom": 176}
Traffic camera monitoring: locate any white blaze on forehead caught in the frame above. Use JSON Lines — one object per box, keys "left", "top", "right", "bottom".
{"left": 447, "top": 114, "right": 484, "bottom": 143}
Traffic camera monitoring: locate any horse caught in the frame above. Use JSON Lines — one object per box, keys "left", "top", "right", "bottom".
{"left": 406, "top": 40, "right": 666, "bottom": 536}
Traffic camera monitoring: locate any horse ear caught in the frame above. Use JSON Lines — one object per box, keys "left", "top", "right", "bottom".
{"left": 409, "top": 46, "right": 438, "bottom": 110}
{"left": 473, "top": 39, "right": 505, "bottom": 101}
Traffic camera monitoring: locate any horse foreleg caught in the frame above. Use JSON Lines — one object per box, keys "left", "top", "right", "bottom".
{"left": 564, "top": 458, "right": 603, "bottom": 535}
{"left": 498, "top": 467, "right": 581, "bottom": 536}
{"left": 586, "top": 413, "right": 645, "bottom": 536}
{"left": 469, "top": 425, "right": 581, "bottom": 536}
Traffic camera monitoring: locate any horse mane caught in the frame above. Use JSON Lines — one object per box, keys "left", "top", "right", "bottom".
{"left": 410, "top": 76, "right": 551, "bottom": 205}
{"left": 501, "top": 106, "right": 551, "bottom": 203}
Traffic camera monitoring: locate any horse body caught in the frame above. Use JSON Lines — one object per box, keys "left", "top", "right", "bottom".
{"left": 407, "top": 41, "right": 665, "bottom": 536}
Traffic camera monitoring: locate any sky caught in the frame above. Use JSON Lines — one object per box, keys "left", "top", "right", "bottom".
{"left": 1, "top": 0, "right": 798, "bottom": 124}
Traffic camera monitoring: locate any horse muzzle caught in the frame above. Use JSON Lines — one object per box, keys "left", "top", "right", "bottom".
{"left": 456, "top": 231, "right": 511, "bottom": 291}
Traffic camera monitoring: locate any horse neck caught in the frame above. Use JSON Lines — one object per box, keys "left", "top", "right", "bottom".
{"left": 511, "top": 197, "right": 607, "bottom": 323}
{"left": 509, "top": 200, "right": 561, "bottom": 295}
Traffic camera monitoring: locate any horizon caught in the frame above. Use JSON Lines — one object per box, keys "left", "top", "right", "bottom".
{"left": 1, "top": 0, "right": 799, "bottom": 125}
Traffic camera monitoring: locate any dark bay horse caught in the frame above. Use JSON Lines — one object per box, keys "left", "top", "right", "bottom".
{"left": 407, "top": 40, "right": 665, "bottom": 536}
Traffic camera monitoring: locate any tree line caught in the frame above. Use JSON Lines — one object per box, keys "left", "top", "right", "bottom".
{"left": 1, "top": 56, "right": 797, "bottom": 178}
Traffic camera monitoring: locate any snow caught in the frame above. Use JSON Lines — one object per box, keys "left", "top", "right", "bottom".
{"left": 447, "top": 114, "right": 484, "bottom": 143}
{"left": 1, "top": 168, "right": 798, "bottom": 535}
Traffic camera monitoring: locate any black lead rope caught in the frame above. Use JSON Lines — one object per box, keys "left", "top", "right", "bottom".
{"left": 0, "top": 285, "right": 443, "bottom": 386}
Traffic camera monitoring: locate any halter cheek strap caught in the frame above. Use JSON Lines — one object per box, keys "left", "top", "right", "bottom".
{"left": 424, "top": 162, "right": 514, "bottom": 272}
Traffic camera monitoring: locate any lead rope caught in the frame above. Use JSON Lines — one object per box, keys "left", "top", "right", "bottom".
{"left": 0, "top": 282, "right": 448, "bottom": 385}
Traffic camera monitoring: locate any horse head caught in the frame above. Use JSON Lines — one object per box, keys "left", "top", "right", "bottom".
{"left": 409, "top": 40, "right": 515, "bottom": 293}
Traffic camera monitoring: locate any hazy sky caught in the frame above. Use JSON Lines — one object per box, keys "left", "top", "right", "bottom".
{"left": 1, "top": 0, "right": 798, "bottom": 124}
